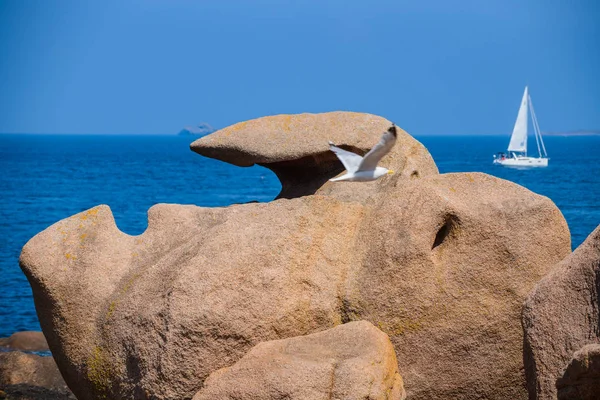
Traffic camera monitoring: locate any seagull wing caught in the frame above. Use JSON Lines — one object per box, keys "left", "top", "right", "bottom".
{"left": 329, "top": 142, "right": 363, "bottom": 173}
{"left": 357, "top": 126, "right": 397, "bottom": 172}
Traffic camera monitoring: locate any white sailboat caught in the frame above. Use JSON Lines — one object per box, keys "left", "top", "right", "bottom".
{"left": 493, "top": 86, "right": 549, "bottom": 167}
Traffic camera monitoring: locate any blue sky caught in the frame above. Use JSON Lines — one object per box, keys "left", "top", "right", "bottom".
{"left": 0, "top": 0, "right": 598, "bottom": 135}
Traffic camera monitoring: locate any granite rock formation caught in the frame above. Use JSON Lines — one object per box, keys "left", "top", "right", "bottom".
{"left": 191, "top": 112, "right": 438, "bottom": 200}
{"left": 193, "top": 321, "right": 405, "bottom": 400}
{"left": 19, "top": 112, "right": 571, "bottom": 400}
{"left": 523, "top": 224, "right": 600, "bottom": 400}
{"left": 556, "top": 343, "right": 600, "bottom": 400}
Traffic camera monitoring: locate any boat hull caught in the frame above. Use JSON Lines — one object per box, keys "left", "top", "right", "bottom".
{"left": 493, "top": 157, "right": 548, "bottom": 167}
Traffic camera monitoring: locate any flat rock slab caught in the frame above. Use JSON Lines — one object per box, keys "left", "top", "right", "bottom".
{"left": 523, "top": 224, "right": 600, "bottom": 400}
{"left": 193, "top": 321, "right": 405, "bottom": 400}
{"left": 191, "top": 112, "right": 438, "bottom": 199}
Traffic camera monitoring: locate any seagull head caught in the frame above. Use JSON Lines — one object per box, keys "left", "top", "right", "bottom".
{"left": 388, "top": 124, "right": 397, "bottom": 137}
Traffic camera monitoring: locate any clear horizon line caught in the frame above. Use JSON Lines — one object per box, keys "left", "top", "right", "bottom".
{"left": 1, "top": 131, "right": 516, "bottom": 136}
{"left": 1, "top": 131, "right": 598, "bottom": 136}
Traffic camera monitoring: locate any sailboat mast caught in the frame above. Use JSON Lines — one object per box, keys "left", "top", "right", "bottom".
{"left": 528, "top": 95, "right": 543, "bottom": 158}
{"left": 528, "top": 96, "right": 548, "bottom": 157}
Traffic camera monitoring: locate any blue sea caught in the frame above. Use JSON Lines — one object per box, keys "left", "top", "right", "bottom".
{"left": 1, "top": 133, "right": 599, "bottom": 338}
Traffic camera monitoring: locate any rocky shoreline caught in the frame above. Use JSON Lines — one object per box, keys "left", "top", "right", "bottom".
{"left": 7, "top": 112, "right": 600, "bottom": 399}
{"left": 0, "top": 332, "right": 74, "bottom": 399}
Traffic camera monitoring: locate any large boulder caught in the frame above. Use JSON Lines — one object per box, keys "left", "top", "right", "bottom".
{"left": 20, "top": 198, "right": 365, "bottom": 400}
{"left": 0, "top": 331, "right": 49, "bottom": 352}
{"left": 0, "top": 351, "right": 74, "bottom": 399}
{"left": 354, "top": 172, "right": 570, "bottom": 399}
{"left": 190, "top": 112, "right": 438, "bottom": 200}
{"left": 193, "top": 321, "right": 405, "bottom": 400}
{"left": 556, "top": 344, "right": 600, "bottom": 400}
{"left": 20, "top": 171, "right": 570, "bottom": 399}
{"left": 522, "top": 224, "right": 600, "bottom": 400}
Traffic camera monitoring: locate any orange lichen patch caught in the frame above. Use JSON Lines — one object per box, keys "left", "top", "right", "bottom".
{"left": 467, "top": 174, "right": 475, "bottom": 183}
{"left": 80, "top": 208, "right": 100, "bottom": 221}
{"left": 55, "top": 227, "right": 69, "bottom": 243}
{"left": 282, "top": 114, "right": 292, "bottom": 132}
{"left": 80, "top": 234, "right": 87, "bottom": 241}
{"left": 407, "top": 144, "right": 421, "bottom": 157}
{"left": 229, "top": 121, "right": 248, "bottom": 133}
{"left": 65, "top": 253, "right": 76, "bottom": 260}
{"left": 449, "top": 187, "right": 456, "bottom": 193}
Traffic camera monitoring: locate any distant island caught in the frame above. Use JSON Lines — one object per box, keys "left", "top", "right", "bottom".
{"left": 543, "top": 130, "right": 600, "bottom": 137}
{"left": 178, "top": 122, "right": 216, "bottom": 136}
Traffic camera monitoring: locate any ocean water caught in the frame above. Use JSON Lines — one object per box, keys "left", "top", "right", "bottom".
{"left": 0, "top": 133, "right": 599, "bottom": 338}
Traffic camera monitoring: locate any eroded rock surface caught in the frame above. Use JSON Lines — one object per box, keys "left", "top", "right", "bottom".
{"left": 523, "top": 224, "right": 600, "bottom": 400}
{"left": 556, "top": 344, "right": 600, "bottom": 400}
{"left": 193, "top": 321, "right": 405, "bottom": 400}
{"left": 190, "top": 112, "right": 438, "bottom": 199}
{"left": 357, "top": 172, "right": 571, "bottom": 399}
{"left": 21, "top": 197, "right": 364, "bottom": 400}
{"left": 20, "top": 170, "right": 570, "bottom": 400}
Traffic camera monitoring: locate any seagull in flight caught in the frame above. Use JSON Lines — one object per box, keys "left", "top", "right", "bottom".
{"left": 328, "top": 124, "right": 397, "bottom": 182}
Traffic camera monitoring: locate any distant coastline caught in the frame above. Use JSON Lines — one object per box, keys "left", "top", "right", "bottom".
{"left": 542, "top": 130, "right": 600, "bottom": 137}
{"left": 178, "top": 122, "right": 216, "bottom": 136}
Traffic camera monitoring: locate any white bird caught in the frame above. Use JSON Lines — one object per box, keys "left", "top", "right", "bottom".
{"left": 328, "top": 124, "right": 397, "bottom": 182}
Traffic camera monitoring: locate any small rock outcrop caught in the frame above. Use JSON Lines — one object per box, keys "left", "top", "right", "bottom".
{"left": 556, "top": 344, "right": 600, "bottom": 400}
{"left": 190, "top": 112, "right": 438, "bottom": 199}
{"left": 0, "top": 351, "right": 74, "bottom": 399}
{"left": 523, "top": 224, "right": 600, "bottom": 400}
{"left": 0, "top": 331, "right": 49, "bottom": 352}
{"left": 19, "top": 113, "right": 572, "bottom": 400}
{"left": 193, "top": 321, "right": 405, "bottom": 400}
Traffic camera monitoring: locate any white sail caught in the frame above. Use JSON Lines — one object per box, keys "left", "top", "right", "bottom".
{"left": 507, "top": 86, "right": 529, "bottom": 153}
{"left": 493, "top": 86, "right": 549, "bottom": 167}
